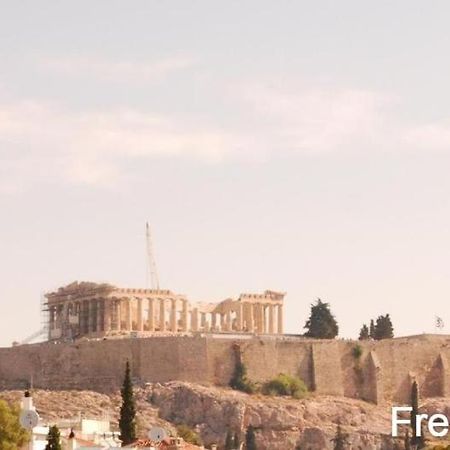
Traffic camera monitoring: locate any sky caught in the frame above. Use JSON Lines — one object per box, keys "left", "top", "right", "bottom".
{"left": 2, "top": 1, "right": 450, "bottom": 346}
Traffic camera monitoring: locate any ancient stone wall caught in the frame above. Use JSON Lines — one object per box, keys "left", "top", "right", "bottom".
{"left": 1, "top": 334, "right": 450, "bottom": 404}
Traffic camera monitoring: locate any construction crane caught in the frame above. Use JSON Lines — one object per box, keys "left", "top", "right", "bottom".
{"left": 146, "top": 222, "right": 160, "bottom": 290}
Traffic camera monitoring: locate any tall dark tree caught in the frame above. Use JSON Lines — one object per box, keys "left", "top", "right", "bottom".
{"left": 225, "top": 430, "right": 234, "bottom": 450}
{"left": 119, "top": 360, "right": 136, "bottom": 445}
{"left": 369, "top": 319, "right": 375, "bottom": 339}
{"left": 331, "top": 424, "right": 348, "bottom": 450}
{"left": 45, "top": 425, "right": 62, "bottom": 450}
{"left": 358, "top": 324, "right": 370, "bottom": 340}
{"left": 373, "top": 314, "right": 394, "bottom": 340}
{"left": 234, "top": 432, "right": 240, "bottom": 450}
{"left": 304, "top": 299, "right": 338, "bottom": 339}
{"left": 410, "top": 381, "right": 426, "bottom": 449}
{"left": 245, "top": 425, "right": 257, "bottom": 450}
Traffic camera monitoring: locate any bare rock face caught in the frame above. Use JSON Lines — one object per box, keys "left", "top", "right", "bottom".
{"left": 149, "top": 382, "right": 401, "bottom": 449}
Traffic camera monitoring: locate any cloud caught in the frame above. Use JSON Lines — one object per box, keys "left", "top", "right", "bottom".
{"left": 239, "top": 83, "right": 394, "bottom": 154}
{"left": 0, "top": 100, "right": 238, "bottom": 192}
{"left": 6, "top": 79, "right": 449, "bottom": 194}
{"left": 403, "top": 121, "right": 450, "bottom": 151}
{"left": 38, "top": 55, "right": 195, "bottom": 82}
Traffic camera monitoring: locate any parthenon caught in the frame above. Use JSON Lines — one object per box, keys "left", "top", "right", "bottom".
{"left": 45, "top": 281, "right": 285, "bottom": 341}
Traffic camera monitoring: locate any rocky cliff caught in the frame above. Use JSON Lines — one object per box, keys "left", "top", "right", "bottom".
{"left": 2, "top": 383, "right": 450, "bottom": 449}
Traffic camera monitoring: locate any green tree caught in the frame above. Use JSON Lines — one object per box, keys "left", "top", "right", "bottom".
{"left": 0, "top": 399, "right": 29, "bottom": 450}
{"left": 331, "top": 424, "right": 348, "bottom": 450}
{"left": 411, "top": 381, "right": 419, "bottom": 445}
{"left": 230, "top": 359, "right": 254, "bottom": 394}
{"left": 119, "top": 360, "right": 136, "bottom": 445}
{"left": 225, "top": 430, "right": 234, "bottom": 450}
{"left": 176, "top": 425, "right": 202, "bottom": 446}
{"left": 234, "top": 432, "right": 240, "bottom": 450}
{"left": 358, "top": 324, "right": 370, "bottom": 340}
{"left": 410, "top": 381, "right": 426, "bottom": 449}
{"left": 45, "top": 425, "right": 62, "bottom": 450}
{"left": 303, "top": 299, "right": 338, "bottom": 339}
{"left": 369, "top": 319, "right": 375, "bottom": 339}
{"left": 245, "top": 425, "right": 257, "bottom": 450}
{"left": 373, "top": 314, "right": 394, "bottom": 340}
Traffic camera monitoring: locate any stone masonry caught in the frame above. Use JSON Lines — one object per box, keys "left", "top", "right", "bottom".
{"left": 1, "top": 334, "right": 450, "bottom": 405}
{"left": 45, "top": 281, "right": 285, "bottom": 341}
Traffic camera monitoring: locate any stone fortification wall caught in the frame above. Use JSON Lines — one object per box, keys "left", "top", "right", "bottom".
{"left": 0, "top": 334, "right": 449, "bottom": 404}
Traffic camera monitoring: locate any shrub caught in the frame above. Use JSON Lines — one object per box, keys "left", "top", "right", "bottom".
{"left": 176, "top": 424, "right": 202, "bottom": 446}
{"left": 352, "top": 344, "right": 363, "bottom": 359}
{"left": 262, "top": 374, "right": 308, "bottom": 399}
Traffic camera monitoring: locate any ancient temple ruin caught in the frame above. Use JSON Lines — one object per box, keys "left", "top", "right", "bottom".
{"left": 45, "top": 281, "right": 285, "bottom": 341}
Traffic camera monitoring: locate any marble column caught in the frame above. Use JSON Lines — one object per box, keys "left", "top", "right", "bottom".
{"left": 247, "top": 303, "right": 254, "bottom": 332}
{"left": 225, "top": 310, "right": 232, "bottom": 331}
{"left": 220, "top": 313, "right": 225, "bottom": 331}
{"left": 62, "top": 303, "right": 69, "bottom": 335}
{"left": 147, "top": 298, "right": 155, "bottom": 332}
{"left": 201, "top": 312, "right": 206, "bottom": 331}
{"left": 182, "top": 299, "right": 189, "bottom": 332}
{"left": 84, "top": 301, "right": 89, "bottom": 333}
{"left": 97, "top": 299, "right": 103, "bottom": 332}
{"left": 262, "top": 305, "right": 267, "bottom": 333}
{"left": 88, "top": 300, "right": 96, "bottom": 333}
{"left": 126, "top": 299, "right": 132, "bottom": 331}
{"left": 159, "top": 298, "right": 166, "bottom": 331}
{"left": 137, "top": 298, "right": 144, "bottom": 332}
{"left": 236, "top": 303, "right": 243, "bottom": 331}
{"left": 204, "top": 315, "right": 210, "bottom": 331}
{"left": 170, "top": 298, "right": 177, "bottom": 332}
{"left": 104, "top": 299, "right": 111, "bottom": 333}
{"left": 191, "top": 307, "right": 199, "bottom": 332}
{"left": 277, "top": 304, "right": 283, "bottom": 334}
{"left": 268, "top": 304, "right": 275, "bottom": 334}
{"left": 254, "top": 304, "right": 261, "bottom": 333}
{"left": 117, "top": 300, "right": 122, "bottom": 331}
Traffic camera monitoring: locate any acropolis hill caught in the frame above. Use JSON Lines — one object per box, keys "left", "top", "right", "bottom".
{"left": 0, "top": 281, "right": 449, "bottom": 407}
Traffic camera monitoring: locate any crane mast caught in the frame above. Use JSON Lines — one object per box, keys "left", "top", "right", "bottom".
{"left": 146, "top": 222, "right": 160, "bottom": 290}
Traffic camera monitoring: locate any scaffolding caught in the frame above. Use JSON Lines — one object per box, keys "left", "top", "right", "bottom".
{"left": 18, "top": 293, "right": 49, "bottom": 345}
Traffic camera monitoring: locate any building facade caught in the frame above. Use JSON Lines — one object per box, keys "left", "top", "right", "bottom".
{"left": 45, "top": 281, "right": 285, "bottom": 341}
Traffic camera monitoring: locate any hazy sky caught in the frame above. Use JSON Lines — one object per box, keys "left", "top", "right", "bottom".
{"left": 2, "top": 1, "right": 450, "bottom": 346}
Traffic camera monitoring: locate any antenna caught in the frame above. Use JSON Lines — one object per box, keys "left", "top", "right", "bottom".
{"left": 146, "top": 222, "right": 160, "bottom": 290}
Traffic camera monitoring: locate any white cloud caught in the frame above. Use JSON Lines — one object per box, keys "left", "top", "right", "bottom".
{"left": 6, "top": 80, "right": 450, "bottom": 194}
{"left": 403, "top": 121, "right": 450, "bottom": 151}
{"left": 0, "top": 100, "right": 238, "bottom": 192}
{"left": 239, "top": 83, "right": 393, "bottom": 154}
{"left": 38, "top": 55, "right": 195, "bottom": 82}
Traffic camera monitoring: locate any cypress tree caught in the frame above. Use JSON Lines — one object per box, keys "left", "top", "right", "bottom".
{"left": 331, "top": 424, "right": 348, "bottom": 450}
{"left": 234, "top": 432, "right": 240, "bottom": 450}
{"left": 119, "top": 360, "right": 137, "bottom": 445}
{"left": 45, "top": 425, "right": 62, "bottom": 450}
{"left": 358, "top": 324, "right": 369, "bottom": 340}
{"left": 245, "top": 425, "right": 257, "bottom": 450}
{"left": 369, "top": 319, "right": 375, "bottom": 339}
{"left": 410, "top": 381, "right": 419, "bottom": 442}
{"left": 410, "top": 381, "right": 426, "bottom": 448}
{"left": 373, "top": 314, "right": 394, "bottom": 340}
{"left": 225, "top": 430, "right": 234, "bottom": 450}
{"left": 303, "top": 299, "right": 339, "bottom": 339}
